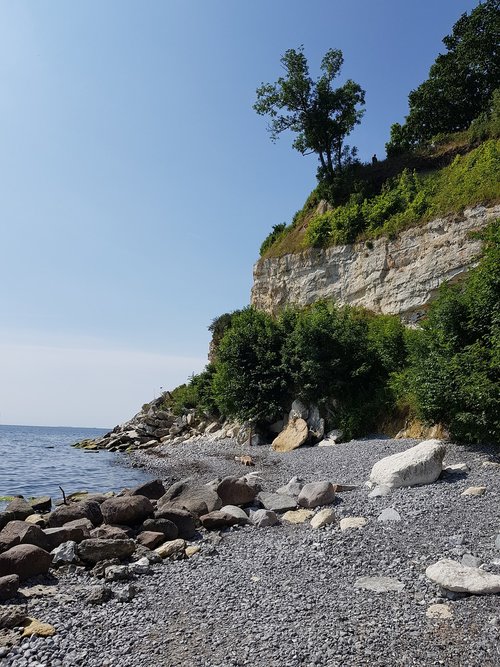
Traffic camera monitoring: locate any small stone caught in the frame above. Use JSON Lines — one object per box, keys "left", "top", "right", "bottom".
{"left": 22, "top": 618, "right": 56, "bottom": 638}
{"left": 185, "top": 545, "right": 200, "bottom": 558}
{"left": 250, "top": 509, "right": 279, "bottom": 528}
{"left": 461, "top": 554, "right": 482, "bottom": 568}
{"left": 354, "top": 576, "right": 405, "bottom": 593}
{"left": 377, "top": 508, "right": 401, "bottom": 523}
{"left": 50, "top": 541, "right": 78, "bottom": 566}
{"left": 442, "top": 463, "right": 469, "bottom": 475}
{"left": 298, "top": 481, "right": 336, "bottom": 509}
{"left": 282, "top": 509, "right": 314, "bottom": 524}
{"left": 461, "top": 486, "right": 486, "bottom": 497}
{"left": 155, "top": 539, "right": 186, "bottom": 559}
{"left": 115, "top": 583, "right": 137, "bottom": 602}
{"left": 85, "top": 585, "right": 112, "bottom": 605}
{"left": 426, "top": 604, "right": 453, "bottom": 620}
{"left": 340, "top": 517, "right": 367, "bottom": 531}
{"left": 310, "top": 508, "right": 336, "bottom": 529}
{"left": 368, "top": 485, "right": 391, "bottom": 498}
{"left": 104, "top": 565, "right": 130, "bottom": 581}
{"left": 128, "top": 557, "right": 150, "bottom": 575}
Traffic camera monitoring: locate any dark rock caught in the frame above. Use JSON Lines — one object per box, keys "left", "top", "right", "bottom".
{"left": 257, "top": 492, "right": 297, "bottom": 513}
{"left": 0, "top": 544, "right": 52, "bottom": 581}
{"left": 154, "top": 507, "right": 196, "bottom": 539}
{"left": 0, "top": 512, "right": 15, "bottom": 530}
{"left": 0, "top": 521, "right": 51, "bottom": 553}
{"left": 90, "top": 525, "right": 129, "bottom": 540}
{"left": 47, "top": 500, "right": 103, "bottom": 528}
{"left": 91, "top": 558, "right": 120, "bottom": 579}
{"left": 100, "top": 496, "right": 154, "bottom": 526}
{"left": 5, "top": 498, "right": 33, "bottom": 521}
{"left": 159, "top": 481, "right": 221, "bottom": 516}
{"left": 136, "top": 531, "right": 165, "bottom": 549}
{"left": 216, "top": 477, "right": 260, "bottom": 506}
{"left": 141, "top": 518, "right": 178, "bottom": 541}
{"left": 129, "top": 479, "right": 165, "bottom": 500}
{"left": 85, "top": 584, "right": 112, "bottom": 605}
{"left": 61, "top": 518, "right": 93, "bottom": 536}
{"left": 77, "top": 538, "right": 135, "bottom": 563}
{"left": 200, "top": 511, "right": 240, "bottom": 530}
{"left": 0, "top": 604, "right": 27, "bottom": 629}
{"left": 0, "top": 574, "right": 20, "bottom": 601}
{"left": 115, "top": 583, "right": 137, "bottom": 602}
{"left": 43, "top": 526, "right": 86, "bottom": 550}
{"left": 29, "top": 496, "right": 52, "bottom": 513}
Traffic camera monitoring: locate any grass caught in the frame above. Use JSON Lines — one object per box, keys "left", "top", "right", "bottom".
{"left": 260, "top": 138, "right": 500, "bottom": 258}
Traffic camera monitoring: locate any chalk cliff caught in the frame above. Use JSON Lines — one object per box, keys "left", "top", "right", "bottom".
{"left": 251, "top": 204, "right": 499, "bottom": 322}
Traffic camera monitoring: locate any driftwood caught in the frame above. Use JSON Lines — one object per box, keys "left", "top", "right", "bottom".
{"left": 58, "top": 486, "right": 68, "bottom": 505}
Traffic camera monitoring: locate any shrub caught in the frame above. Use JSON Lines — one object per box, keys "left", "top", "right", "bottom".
{"left": 259, "top": 223, "right": 288, "bottom": 256}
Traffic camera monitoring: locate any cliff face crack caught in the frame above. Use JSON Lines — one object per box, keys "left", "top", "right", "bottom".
{"left": 251, "top": 205, "right": 499, "bottom": 320}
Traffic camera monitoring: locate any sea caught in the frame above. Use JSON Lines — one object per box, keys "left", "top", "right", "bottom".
{"left": 0, "top": 424, "right": 152, "bottom": 508}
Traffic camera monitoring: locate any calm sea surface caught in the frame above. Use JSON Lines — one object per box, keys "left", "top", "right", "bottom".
{"left": 0, "top": 424, "right": 151, "bottom": 505}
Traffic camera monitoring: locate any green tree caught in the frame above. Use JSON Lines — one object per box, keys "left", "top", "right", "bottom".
{"left": 387, "top": 0, "right": 500, "bottom": 151}
{"left": 212, "top": 308, "right": 287, "bottom": 424}
{"left": 254, "top": 47, "right": 365, "bottom": 180}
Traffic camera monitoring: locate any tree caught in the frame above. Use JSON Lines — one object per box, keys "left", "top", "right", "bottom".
{"left": 387, "top": 0, "right": 500, "bottom": 152}
{"left": 254, "top": 47, "right": 365, "bottom": 181}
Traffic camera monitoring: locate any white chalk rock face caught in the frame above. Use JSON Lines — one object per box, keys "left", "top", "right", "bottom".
{"left": 369, "top": 439, "right": 446, "bottom": 489}
{"left": 426, "top": 558, "right": 500, "bottom": 594}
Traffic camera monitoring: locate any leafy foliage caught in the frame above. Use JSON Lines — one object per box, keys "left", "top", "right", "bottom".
{"left": 387, "top": 0, "right": 500, "bottom": 151}
{"left": 260, "top": 223, "right": 288, "bottom": 256}
{"left": 398, "top": 221, "right": 500, "bottom": 443}
{"left": 254, "top": 47, "right": 365, "bottom": 180}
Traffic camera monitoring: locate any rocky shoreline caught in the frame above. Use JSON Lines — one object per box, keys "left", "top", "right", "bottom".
{"left": 1, "top": 435, "right": 500, "bottom": 666}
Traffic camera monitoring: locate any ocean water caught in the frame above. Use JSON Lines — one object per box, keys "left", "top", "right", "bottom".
{"left": 0, "top": 424, "right": 152, "bottom": 506}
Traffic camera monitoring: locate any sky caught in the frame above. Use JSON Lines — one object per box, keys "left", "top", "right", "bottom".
{"left": 0, "top": 0, "right": 479, "bottom": 427}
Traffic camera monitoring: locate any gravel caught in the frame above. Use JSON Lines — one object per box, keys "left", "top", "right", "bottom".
{"left": 2, "top": 436, "right": 500, "bottom": 666}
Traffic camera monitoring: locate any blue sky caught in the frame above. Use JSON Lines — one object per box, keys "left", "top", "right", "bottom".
{"left": 0, "top": 0, "right": 479, "bottom": 426}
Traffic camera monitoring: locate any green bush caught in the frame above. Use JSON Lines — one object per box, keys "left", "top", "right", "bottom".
{"left": 399, "top": 221, "right": 500, "bottom": 443}
{"left": 166, "top": 364, "right": 219, "bottom": 417}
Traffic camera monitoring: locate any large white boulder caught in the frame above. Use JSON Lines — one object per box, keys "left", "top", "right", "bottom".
{"left": 426, "top": 559, "right": 500, "bottom": 594}
{"left": 369, "top": 439, "right": 446, "bottom": 489}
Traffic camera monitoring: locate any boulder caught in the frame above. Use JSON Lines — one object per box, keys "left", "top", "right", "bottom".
{"left": 128, "top": 557, "right": 151, "bottom": 575}
{"left": 77, "top": 538, "right": 135, "bottom": 564}
{"left": 276, "top": 476, "right": 304, "bottom": 498}
{"left": 216, "top": 477, "right": 259, "bottom": 506}
{"left": 62, "top": 518, "right": 93, "bottom": 535}
{"left": 369, "top": 439, "right": 446, "bottom": 489}
{"left": 43, "top": 526, "right": 86, "bottom": 550}
{"left": 219, "top": 506, "right": 249, "bottom": 524}
{"left": 0, "top": 511, "right": 16, "bottom": 530}
{"left": 310, "top": 508, "right": 337, "bottom": 529}
{"left": 0, "top": 574, "right": 20, "bottom": 601}
{"left": 136, "top": 531, "right": 165, "bottom": 549}
{"left": 250, "top": 509, "right": 279, "bottom": 528}
{"left": 377, "top": 508, "right": 401, "bottom": 523}
{"left": 128, "top": 479, "right": 165, "bottom": 500}
{"left": 154, "top": 507, "right": 196, "bottom": 539}
{"left": 29, "top": 496, "right": 52, "bottom": 513}
{"left": 24, "top": 514, "right": 46, "bottom": 527}
{"left": 100, "top": 496, "right": 154, "bottom": 526}
{"left": 47, "top": 500, "right": 103, "bottom": 528}
{"left": 159, "top": 481, "right": 221, "bottom": 516}
{"left": 199, "top": 511, "right": 239, "bottom": 530}
{"left": 340, "top": 517, "right": 367, "bottom": 531}
{"left": 51, "top": 541, "right": 79, "bottom": 566}
{"left": 257, "top": 492, "right": 297, "bottom": 513}
{"left": 426, "top": 558, "right": 500, "bottom": 594}
{"left": 307, "top": 405, "right": 325, "bottom": 440}
{"left": 298, "top": 482, "right": 336, "bottom": 509}
{"left": 0, "top": 544, "right": 52, "bottom": 580}
{"left": 5, "top": 498, "right": 33, "bottom": 521}
{"left": 0, "top": 521, "right": 51, "bottom": 553}
{"left": 272, "top": 418, "right": 308, "bottom": 453}
{"left": 90, "top": 525, "right": 129, "bottom": 540}
{"left": 290, "top": 399, "right": 308, "bottom": 420}
{"left": 155, "top": 539, "right": 186, "bottom": 559}
{"left": 141, "top": 518, "right": 178, "bottom": 541}
{"left": 282, "top": 509, "right": 314, "bottom": 524}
